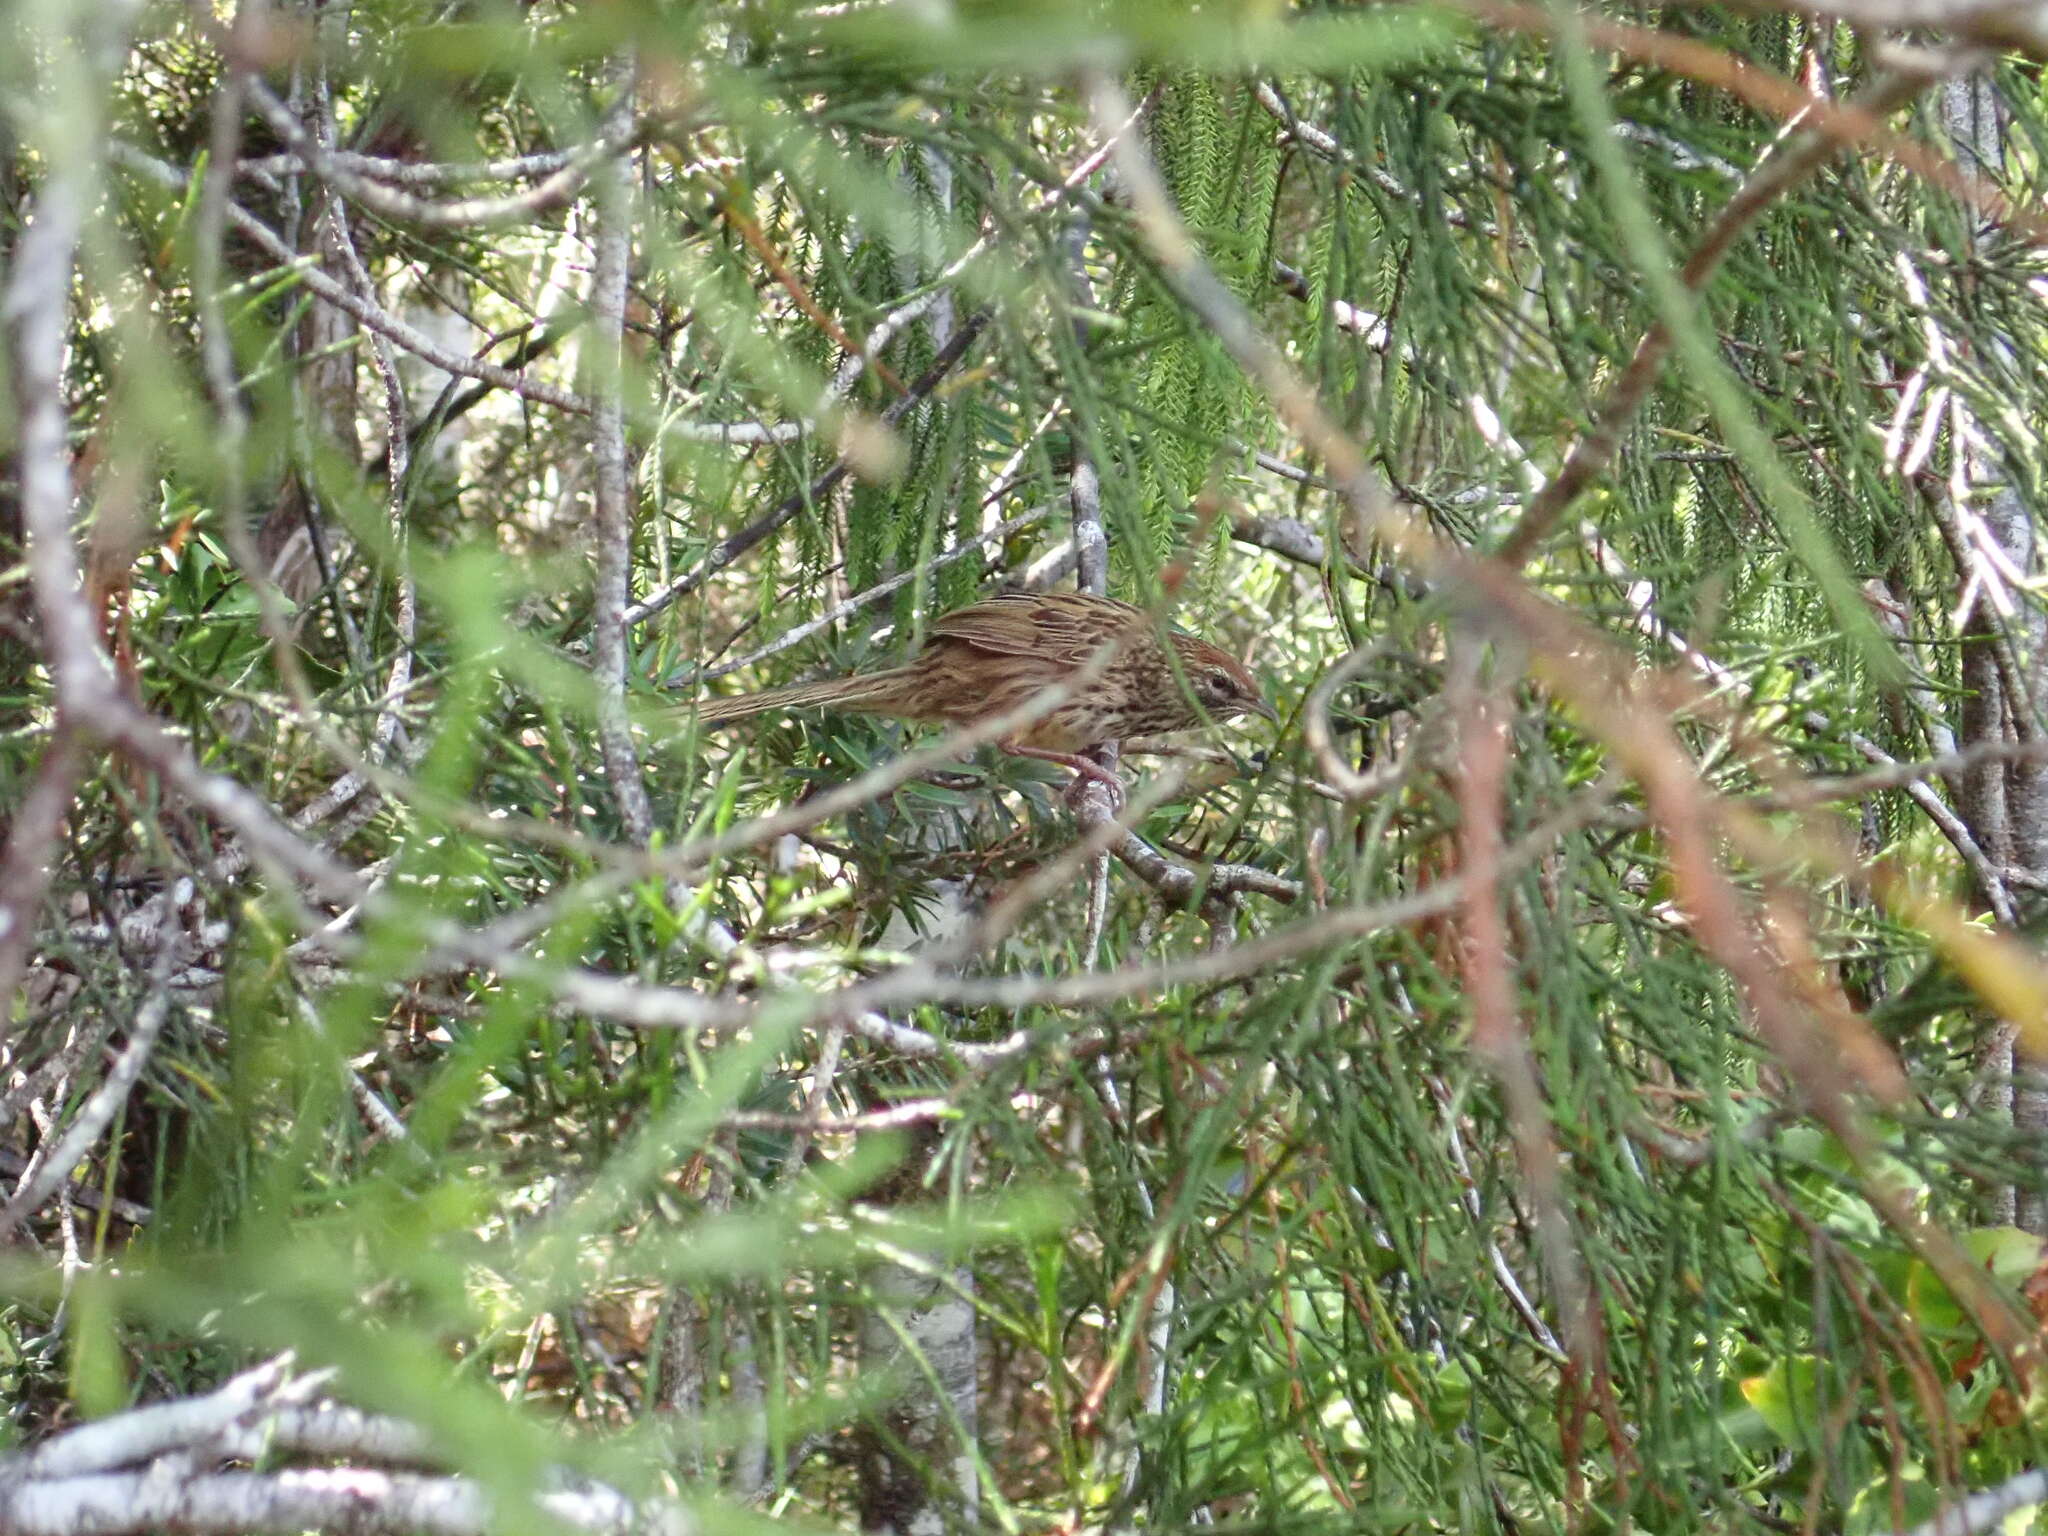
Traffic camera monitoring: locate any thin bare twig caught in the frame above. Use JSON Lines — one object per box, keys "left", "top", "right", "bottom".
{"left": 241, "top": 75, "right": 629, "bottom": 230}
{"left": 730, "top": 1098, "right": 956, "bottom": 1135}
{"left": 1253, "top": 82, "right": 1491, "bottom": 235}
{"left": 1061, "top": 208, "right": 1123, "bottom": 954}
{"left": 193, "top": 25, "right": 251, "bottom": 518}
{"left": 674, "top": 497, "right": 1058, "bottom": 688}
{"left": 1, "top": 977, "right": 173, "bottom": 1233}
{"left": 1582, "top": 523, "right": 2021, "bottom": 922}
{"left": 719, "top": 180, "right": 908, "bottom": 395}
{"left": 831, "top": 786, "right": 1620, "bottom": 1022}
{"left": 1303, "top": 644, "right": 1435, "bottom": 802}
{"left": 1772, "top": 739, "right": 2048, "bottom": 808}
{"left": 1114, "top": 828, "right": 1301, "bottom": 906}
{"left": 1427, "top": 1074, "right": 1569, "bottom": 1362}
{"left": 1497, "top": 59, "right": 1966, "bottom": 564}
{"left": 114, "top": 143, "right": 590, "bottom": 412}
{"left": 622, "top": 309, "right": 993, "bottom": 631}
{"left": 311, "top": 76, "right": 416, "bottom": 766}
{"left": 1271, "top": 259, "right": 1392, "bottom": 349}
{"left": 0, "top": 1149, "right": 149, "bottom": 1226}
{"left": 777, "top": 1020, "right": 847, "bottom": 1180}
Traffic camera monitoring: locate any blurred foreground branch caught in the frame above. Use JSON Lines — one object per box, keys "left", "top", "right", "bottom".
{"left": 0, "top": 1359, "right": 689, "bottom": 1536}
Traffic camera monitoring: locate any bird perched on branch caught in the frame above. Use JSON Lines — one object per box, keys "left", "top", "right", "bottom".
{"left": 685, "top": 590, "right": 1276, "bottom": 797}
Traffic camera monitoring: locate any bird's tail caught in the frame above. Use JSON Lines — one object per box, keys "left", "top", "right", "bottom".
{"left": 685, "top": 667, "right": 918, "bottom": 726}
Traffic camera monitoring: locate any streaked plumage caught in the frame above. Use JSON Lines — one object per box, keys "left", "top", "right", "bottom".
{"left": 687, "top": 591, "right": 1274, "bottom": 790}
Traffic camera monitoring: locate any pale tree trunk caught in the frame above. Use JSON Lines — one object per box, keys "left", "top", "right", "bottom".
{"left": 855, "top": 1124, "right": 978, "bottom": 1536}
{"left": 855, "top": 1258, "right": 981, "bottom": 1534}
{"left": 1938, "top": 72, "right": 2048, "bottom": 1232}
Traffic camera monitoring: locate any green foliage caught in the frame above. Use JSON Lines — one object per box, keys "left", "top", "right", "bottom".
{"left": 9, "top": 2, "right": 2048, "bottom": 1534}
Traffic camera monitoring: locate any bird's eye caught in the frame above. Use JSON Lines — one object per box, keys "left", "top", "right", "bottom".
{"left": 1205, "top": 669, "right": 1231, "bottom": 695}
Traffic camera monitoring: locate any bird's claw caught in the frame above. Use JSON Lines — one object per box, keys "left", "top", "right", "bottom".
{"left": 1064, "top": 769, "right": 1126, "bottom": 815}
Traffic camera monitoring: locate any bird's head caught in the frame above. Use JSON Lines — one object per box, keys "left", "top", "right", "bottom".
{"left": 1169, "top": 633, "right": 1278, "bottom": 727}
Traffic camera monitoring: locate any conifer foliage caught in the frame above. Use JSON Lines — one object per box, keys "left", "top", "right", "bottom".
{"left": 6, "top": 3, "right": 2048, "bottom": 1533}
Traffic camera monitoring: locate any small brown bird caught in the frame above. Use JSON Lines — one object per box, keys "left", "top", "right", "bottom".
{"left": 687, "top": 590, "right": 1276, "bottom": 793}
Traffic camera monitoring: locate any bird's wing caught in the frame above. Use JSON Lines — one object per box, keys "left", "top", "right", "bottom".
{"left": 928, "top": 592, "right": 1142, "bottom": 659}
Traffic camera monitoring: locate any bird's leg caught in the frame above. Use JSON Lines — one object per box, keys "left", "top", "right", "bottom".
{"left": 997, "top": 738, "right": 1127, "bottom": 810}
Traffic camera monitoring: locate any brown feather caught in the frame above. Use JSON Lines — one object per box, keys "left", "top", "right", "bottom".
{"left": 928, "top": 591, "right": 1148, "bottom": 659}
{"left": 688, "top": 667, "right": 921, "bottom": 725}
{"left": 682, "top": 592, "right": 1272, "bottom": 773}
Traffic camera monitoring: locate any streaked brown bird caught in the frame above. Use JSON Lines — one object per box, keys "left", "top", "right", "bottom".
{"left": 686, "top": 590, "right": 1276, "bottom": 794}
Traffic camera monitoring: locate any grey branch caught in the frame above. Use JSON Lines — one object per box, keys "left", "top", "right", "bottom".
{"left": 0, "top": 1466, "right": 688, "bottom": 1536}
{"left": 1907, "top": 1468, "right": 2048, "bottom": 1536}
{"left": 1272, "top": 259, "right": 1392, "bottom": 348}
{"left": 1091, "top": 817, "right": 1304, "bottom": 908}
{"left": 587, "top": 62, "right": 657, "bottom": 847}
{"left": 114, "top": 144, "right": 796, "bottom": 441}
{"left": 833, "top": 788, "right": 1618, "bottom": 1022}
{"left": 241, "top": 76, "right": 629, "bottom": 230}
{"left": 0, "top": 1359, "right": 299, "bottom": 1483}
{"left": 238, "top": 146, "right": 580, "bottom": 186}
{"left": 0, "top": 1149, "right": 151, "bottom": 1226}
{"left": 0, "top": 1359, "right": 691, "bottom": 1536}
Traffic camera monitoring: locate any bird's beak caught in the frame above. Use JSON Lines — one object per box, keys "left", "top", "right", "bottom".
{"left": 1249, "top": 695, "right": 1280, "bottom": 724}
